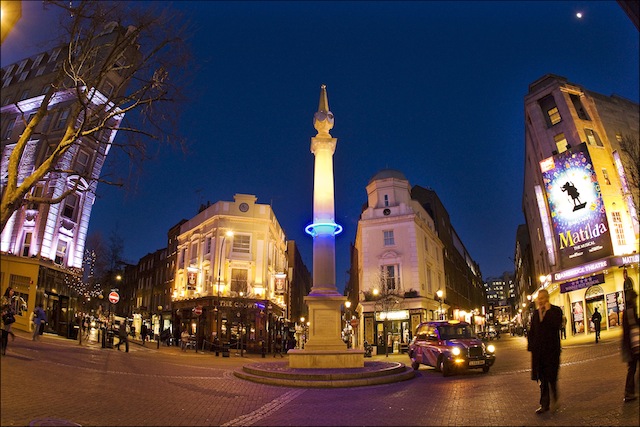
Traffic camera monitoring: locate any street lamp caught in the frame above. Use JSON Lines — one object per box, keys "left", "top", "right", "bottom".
{"left": 216, "top": 230, "right": 233, "bottom": 340}
{"left": 436, "top": 289, "right": 444, "bottom": 320}
{"left": 344, "top": 300, "right": 352, "bottom": 349}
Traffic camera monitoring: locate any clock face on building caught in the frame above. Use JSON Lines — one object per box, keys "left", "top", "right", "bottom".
{"left": 239, "top": 203, "right": 249, "bottom": 212}
{"left": 383, "top": 208, "right": 391, "bottom": 216}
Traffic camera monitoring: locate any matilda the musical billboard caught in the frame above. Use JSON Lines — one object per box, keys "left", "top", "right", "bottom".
{"left": 539, "top": 143, "right": 612, "bottom": 269}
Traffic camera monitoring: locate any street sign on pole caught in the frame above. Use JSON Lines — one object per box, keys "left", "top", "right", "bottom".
{"left": 350, "top": 318, "right": 359, "bottom": 328}
{"left": 108, "top": 291, "right": 120, "bottom": 304}
{"left": 193, "top": 306, "right": 202, "bottom": 316}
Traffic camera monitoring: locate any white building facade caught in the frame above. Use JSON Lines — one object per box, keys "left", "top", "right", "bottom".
{"left": 355, "top": 170, "right": 446, "bottom": 354}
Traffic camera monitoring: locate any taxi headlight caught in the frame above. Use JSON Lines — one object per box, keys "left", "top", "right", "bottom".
{"left": 452, "top": 347, "right": 461, "bottom": 356}
{"left": 487, "top": 344, "right": 495, "bottom": 353}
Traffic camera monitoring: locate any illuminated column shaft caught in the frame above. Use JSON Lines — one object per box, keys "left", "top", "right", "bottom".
{"left": 311, "top": 136, "right": 338, "bottom": 294}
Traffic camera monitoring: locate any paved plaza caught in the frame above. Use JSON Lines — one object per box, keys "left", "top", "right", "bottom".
{"left": 1, "top": 327, "right": 638, "bottom": 426}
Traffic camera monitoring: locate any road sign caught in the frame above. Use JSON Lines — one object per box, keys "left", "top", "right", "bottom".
{"left": 108, "top": 291, "right": 120, "bottom": 304}
{"left": 350, "top": 318, "right": 359, "bottom": 327}
{"left": 193, "top": 306, "right": 203, "bottom": 315}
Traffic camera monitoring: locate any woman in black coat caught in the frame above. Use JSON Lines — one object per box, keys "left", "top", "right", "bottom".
{"left": 527, "top": 289, "right": 563, "bottom": 414}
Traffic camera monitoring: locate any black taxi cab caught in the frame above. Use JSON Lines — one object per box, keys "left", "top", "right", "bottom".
{"left": 408, "top": 320, "right": 496, "bottom": 376}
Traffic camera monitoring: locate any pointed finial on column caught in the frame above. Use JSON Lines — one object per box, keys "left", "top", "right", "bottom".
{"left": 313, "top": 84, "right": 334, "bottom": 137}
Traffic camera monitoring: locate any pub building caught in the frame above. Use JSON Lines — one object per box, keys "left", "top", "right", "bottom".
{"left": 170, "top": 194, "right": 291, "bottom": 353}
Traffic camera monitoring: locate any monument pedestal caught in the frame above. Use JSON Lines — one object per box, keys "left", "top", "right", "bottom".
{"left": 288, "top": 294, "right": 364, "bottom": 368}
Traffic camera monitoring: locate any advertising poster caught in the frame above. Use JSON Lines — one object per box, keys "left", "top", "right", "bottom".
{"left": 572, "top": 300, "right": 584, "bottom": 334}
{"left": 606, "top": 291, "right": 625, "bottom": 327}
{"left": 540, "top": 143, "right": 613, "bottom": 269}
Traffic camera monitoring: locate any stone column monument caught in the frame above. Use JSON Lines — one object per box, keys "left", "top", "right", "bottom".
{"left": 288, "top": 85, "right": 364, "bottom": 368}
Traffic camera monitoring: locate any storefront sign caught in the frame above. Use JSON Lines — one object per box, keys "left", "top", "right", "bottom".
{"left": 560, "top": 273, "right": 604, "bottom": 294}
{"left": 554, "top": 259, "right": 609, "bottom": 282}
{"left": 540, "top": 143, "right": 612, "bottom": 269}
{"left": 375, "top": 310, "right": 409, "bottom": 321}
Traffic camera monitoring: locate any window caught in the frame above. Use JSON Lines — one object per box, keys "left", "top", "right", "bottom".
{"left": 16, "top": 59, "right": 28, "bottom": 75}
{"left": 62, "top": 193, "right": 79, "bottom": 219}
{"left": 2, "top": 96, "right": 11, "bottom": 106}
{"left": 426, "top": 267, "right": 432, "bottom": 294}
{"left": 611, "top": 211, "right": 626, "bottom": 246}
{"left": 36, "top": 67, "right": 45, "bottom": 77}
{"left": 22, "top": 233, "right": 32, "bottom": 257}
{"left": 232, "top": 234, "right": 251, "bottom": 254}
{"left": 424, "top": 237, "right": 429, "bottom": 254}
{"left": 18, "top": 71, "right": 29, "bottom": 82}
{"left": 570, "top": 94, "right": 590, "bottom": 120}
{"left": 538, "top": 95, "right": 561, "bottom": 127}
{"left": 49, "top": 48, "right": 61, "bottom": 63}
{"left": 554, "top": 133, "right": 568, "bottom": 153}
{"left": 547, "top": 107, "right": 561, "bottom": 125}
{"left": 55, "top": 240, "right": 68, "bottom": 265}
{"left": 3, "top": 118, "right": 15, "bottom": 139}
{"left": 8, "top": 274, "right": 29, "bottom": 315}
{"left": 75, "top": 150, "right": 90, "bottom": 174}
{"left": 584, "top": 128, "right": 603, "bottom": 147}
{"left": 2, "top": 77, "right": 11, "bottom": 88}
{"left": 381, "top": 265, "right": 399, "bottom": 290}
{"left": 205, "top": 236, "right": 212, "bottom": 254}
{"left": 190, "top": 242, "right": 198, "bottom": 264}
{"left": 54, "top": 109, "right": 69, "bottom": 130}
{"left": 20, "top": 89, "right": 29, "bottom": 100}
{"left": 601, "top": 168, "right": 611, "bottom": 185}
{"left": 384, "top": 194, "right": 389, "bottom": 207}
{"left": 33, "top": 53, "right": 45, "bottom": 68}
{"left": 103, "top": 81, "right": 115, "bottom": 97}
{"left": 615, "top": 133, "right": 623, "bottom": 143}
{"left": 383, "top": 230, "right": 395, "bottom": 246}
{"left": 231, "top": 269, "right": 248, "bottom": 294}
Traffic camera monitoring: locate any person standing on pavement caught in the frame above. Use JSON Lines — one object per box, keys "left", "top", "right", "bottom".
{"left": 561, "top": 314, "right": 567, "bottom": 340}
{"left": 1, "top": 287, "right": 17, "bottom": 356}
{"left": 592, "top": 307, "right": 602, "bottom": 343}
{"left": 32, "top": 303, "right": 47, "bottom": 341}
{"left": 141, "top": 323, "right": 148, "bottom": 346}
{"left": 116, "top": 322, "right": 129, "bottom": 352}
{"left": 622, "top": 283, "right": 639, "bottom": 403}
{"left": 181, "top": 328, "right": 190, "bottom": 351}
{"left": 528, "top": 289, "right": 563, "bottom": 415}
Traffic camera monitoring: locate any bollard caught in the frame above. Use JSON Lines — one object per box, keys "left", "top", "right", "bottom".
{"left": 261, "top": 341, "right": 266, "bottom": 358}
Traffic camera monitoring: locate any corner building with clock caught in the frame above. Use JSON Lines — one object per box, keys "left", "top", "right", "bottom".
{"left": 171, "top": 193, "right": 296, "bottom": 353}
{"left": 521, "top": 74, "right": 639, "bottom": 336}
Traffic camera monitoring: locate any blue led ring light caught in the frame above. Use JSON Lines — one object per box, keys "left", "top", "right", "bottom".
{"left": 305, "top": 221, "right": 343, "bottom": 237}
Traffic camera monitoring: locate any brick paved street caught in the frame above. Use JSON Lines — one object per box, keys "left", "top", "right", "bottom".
{"left": 1, "top": 327, "right": 637, "bottom": 426}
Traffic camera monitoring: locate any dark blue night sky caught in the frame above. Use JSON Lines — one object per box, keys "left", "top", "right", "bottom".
{"left": 2, "top": 1, "right": 638, "bottom": 291}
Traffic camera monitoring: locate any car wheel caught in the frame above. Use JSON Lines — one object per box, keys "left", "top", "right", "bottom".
{"left": 411, "top": 360, "right": 420, "bottom": 371}
{"left": 440, "top": 358, "right": 451, "bottom": 377}
{"left": 482, "top": 366, "right": 490, "bottom": 373}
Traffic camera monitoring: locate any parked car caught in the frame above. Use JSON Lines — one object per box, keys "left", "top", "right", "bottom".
{"left": 408, "top": 320, "right": 496, "bottom": 376}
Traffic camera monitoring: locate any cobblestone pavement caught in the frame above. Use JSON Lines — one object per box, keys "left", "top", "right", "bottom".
{"left": 1, "top": 328, "right": 637, "bottom": 426}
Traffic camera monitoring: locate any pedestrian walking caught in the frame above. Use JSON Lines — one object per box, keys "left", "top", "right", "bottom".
{"left": 592, "top": 307, "right": 602, "bottom": 343}
{"left": 116, "top": 322, "right": 129, "bottom": 352}
{"left": 1, "top": 287, "right": 17, "bottom": 356}
{"left": 561, "top": 314, "right": 567, "bottom": 340}
{"left": 181, "top": 328, "right": 190, "bottom": 351}
{"left": 527, "top": 289, "right": 563, "bottom": 415}
{"left": 32, "top": 303, "right": 47, "bottom": 341}
{"left": 622, "top": 281, "right": 639, "bottom": 403}
{"left": 141, "top": 323, "right": 148, "bottom": 345}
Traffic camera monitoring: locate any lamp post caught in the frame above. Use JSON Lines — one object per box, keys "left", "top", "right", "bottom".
{"left": 436, "top": 289, "right": 444, "bottom": 320}
{"left": 344, "top": 300, "right": 352, "bottom": 348}
{"left": 216, "top": 230, "right": 233, "bottom": 341}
